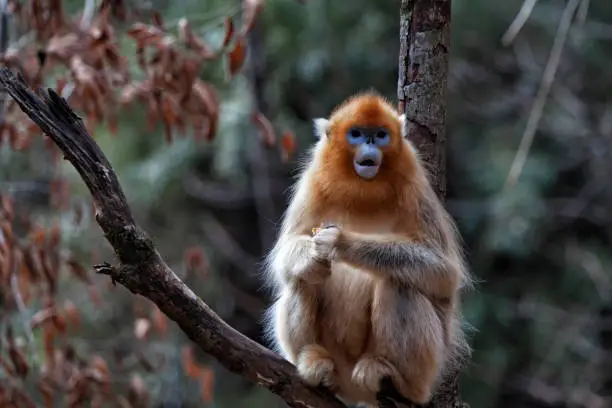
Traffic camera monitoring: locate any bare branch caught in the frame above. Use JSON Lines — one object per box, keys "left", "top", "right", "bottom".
{"left": 501, "top": 0, "right": 539, "bottom": 46}
{"left": 200, "top": 212, "right": 260, "bottom": 273}
{"left": 80, "top": 0, "right": 96, "bottom": 29}
{"left": 0, "top": 67, "right": 346, "bottom": 408}
{"left": 504, "top": 0, "right": 581, "bottom": 191}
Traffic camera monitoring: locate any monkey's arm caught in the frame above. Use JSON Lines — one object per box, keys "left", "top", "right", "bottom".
{"left": 334, "top": 231, "right": 459, "bottom": 298}
{"left": 269, "top": 234, "right": 330, "bottom": 286}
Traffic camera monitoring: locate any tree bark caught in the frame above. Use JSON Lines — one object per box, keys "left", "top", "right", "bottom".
{"left": 398, "top": 0, "right": 450, "bottom": 200}
{"left": 397, "top": 1, "right": 468, "bottom": 408}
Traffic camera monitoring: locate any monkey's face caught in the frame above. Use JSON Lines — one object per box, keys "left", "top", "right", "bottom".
{"left": 345, "top": 126, "right": 390, "bottom": 180}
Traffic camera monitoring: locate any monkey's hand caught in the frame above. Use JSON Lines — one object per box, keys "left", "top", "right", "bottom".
{"left": 270, "top": 234, "right": 332, "bottom": 285}
{"left": 312, "top": 225, "right": 341, "bottom": 262}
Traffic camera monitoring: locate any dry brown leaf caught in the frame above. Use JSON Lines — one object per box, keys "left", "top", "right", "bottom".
{"left": 30, "top": 227, "right": 45, "bottom": 246}
{"left": 160, "top": 93, "right": 181, "bottom": 143}
{"left": 22, "top": 245, "right": 41, "bottom": 284}
{"left": 88, "top": 285, "right": 102, "bottom": 307}
{"left": 184, "top": 246, "right": 208, "bottom": 278}
{"left": 222, "top": 17, "right": 235, "bottom": 49}
{"left": 46, "top": 33, "right": 82, "bottom": 61}
{"left": 134, "top": 318, "right": 151, "bottom": 340}
{"left": 126, "top": 23, "right": 166, "bottom": 48}
{"left": 51, "top": 309, "right": 67, "bottom": 335}
{"left": 39, "top": 377, "right": 55, "bottom": 408}
{"left": 181, "top": 345, "right": 202, "bottom": 378}
{"left": 49, "top": 224, "right": 61, "bottom": 249}
{"left": 63, "top": 300, "right": 81, "bottom": 327}
{"left": 90, "top": 355, "right": 109, "bottom": 380}
{"left": 31, "top": 307, "right": 57, "bottom": 329}
{"left": 178, "top": 18, "right": 214, "bottom": 59}
{"left": 190, "top": 80, "right": 219, "bottom": 141}
{"left": 66, "top": 258, "right": 92, "bottom": 285}
{"left": 39, "top": 247, "right": 58, "bottom": 295}
{"left": 1, "top": 218, "right": 13, "bottom": 243}
{"left": 6, "top": 326, "right": 29, "bottom": 379}
{"left": 227, "top": 36, "right": 247, "bottom": 79}
{"left": 151, "top": 305, "right": 168, "bottom": 335}
{"left": 151, "top": 11, "right": 164, "bottom": 29}
{"left": 0, "top": 356, "right": 15, "bottom": 376}
{"left": 127, "top": 374, "right": 148, "bottom": 407}
{"left": 42, "top": 325, "right": 56, "bottom": 365}
{"left": 199, "top": 367, "right": 215, "bottom": 403}
{"left": 280, "top": 130, "right": 297, "bottom": 162}
{"left": 252, "top": 111, "right": 276, "bottom": 146}
{"left": 1, "top": 194, "right": 13, "bottom": 220}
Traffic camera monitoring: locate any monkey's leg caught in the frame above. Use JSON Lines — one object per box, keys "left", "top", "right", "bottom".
{"left": 352, "top": 284, "right": 444, "bottom": 405}
{"left": 274, "top": 285, "right": 336, "bottom": 387}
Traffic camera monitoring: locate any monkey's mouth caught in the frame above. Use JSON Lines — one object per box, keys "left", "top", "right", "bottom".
{"left": 354, "top": 147, "right": 382, "bottom": 180}
{"left": 357, "top": 158, "right": 377, "bottom": 167}
{"left": 354, "top": 158, "right": 381, "bottom": 180}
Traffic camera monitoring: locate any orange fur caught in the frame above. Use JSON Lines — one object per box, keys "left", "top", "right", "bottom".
{"left": 264, "top": 92, "right": 471, "bottom": 406}
{"left": 312, "top": 92, "right": 417, "bottom": 216}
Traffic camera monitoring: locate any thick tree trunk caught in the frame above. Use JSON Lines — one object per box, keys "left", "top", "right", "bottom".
{"left": 398, "top": 0, "right": 450, "bottom": 200}
{"left": 397, "top": 1, "right": 468, "bottom": 408}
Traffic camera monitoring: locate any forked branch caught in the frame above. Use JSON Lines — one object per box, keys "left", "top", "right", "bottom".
{"left": 0, "top": 67, "right": 345, "bottom": 408}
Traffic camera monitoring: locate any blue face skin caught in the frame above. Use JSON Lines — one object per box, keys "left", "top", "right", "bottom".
{"left": 346, "top": 127, "right": 391, "bottom": 180}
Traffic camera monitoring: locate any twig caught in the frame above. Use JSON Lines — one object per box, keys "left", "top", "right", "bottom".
{"left": 200, "top": 212, "right": 260, "bottom": 273}
{"left": 10, "top": 256, "right": 36, "bottom": 348}
{"left": 0, "top": 67, "right": 346, "bottom": 408}
{"left": 501, "top": 0, "right": 539, "bottom": 46}
{"left": 184, "top": 174, "right": 255, "bottom": 210}
{"left": 80, "top": 0, "right": 96, "bottom": 29}
{"left": 576, "top": 0, "right": 590, "bottom": 27}
{"left": 503, "top": 0, "right": 581, "bottom": 191}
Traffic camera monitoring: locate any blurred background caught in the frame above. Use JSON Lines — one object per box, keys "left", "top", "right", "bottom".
{"left": 1, "top": 0, "right": 611, "bottom": 407}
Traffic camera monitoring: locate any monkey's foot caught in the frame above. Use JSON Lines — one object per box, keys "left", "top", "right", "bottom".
{"left": 351, "top": 356, "right": 397, "bottom": 394}
{"left": 297, "top": 344, "right": 336, "bottom": 388}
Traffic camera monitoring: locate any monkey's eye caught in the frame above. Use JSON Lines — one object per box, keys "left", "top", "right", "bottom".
{"left": 346, "top": 128, "right": 365, "bottom": 145}
{"left": 375, "top": 130, "right": 390, "bottom": 146}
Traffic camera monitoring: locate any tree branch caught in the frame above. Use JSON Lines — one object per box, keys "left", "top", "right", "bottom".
{"left": 0, "top": 67, "right": 346, "bottom": 408}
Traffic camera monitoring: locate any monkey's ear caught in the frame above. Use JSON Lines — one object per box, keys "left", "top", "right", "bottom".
{"left": 399, "top": 114, "right": 408, "bottom": 139}
{"left": 313, "top": 118, "right": 330, "bottom": 139}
